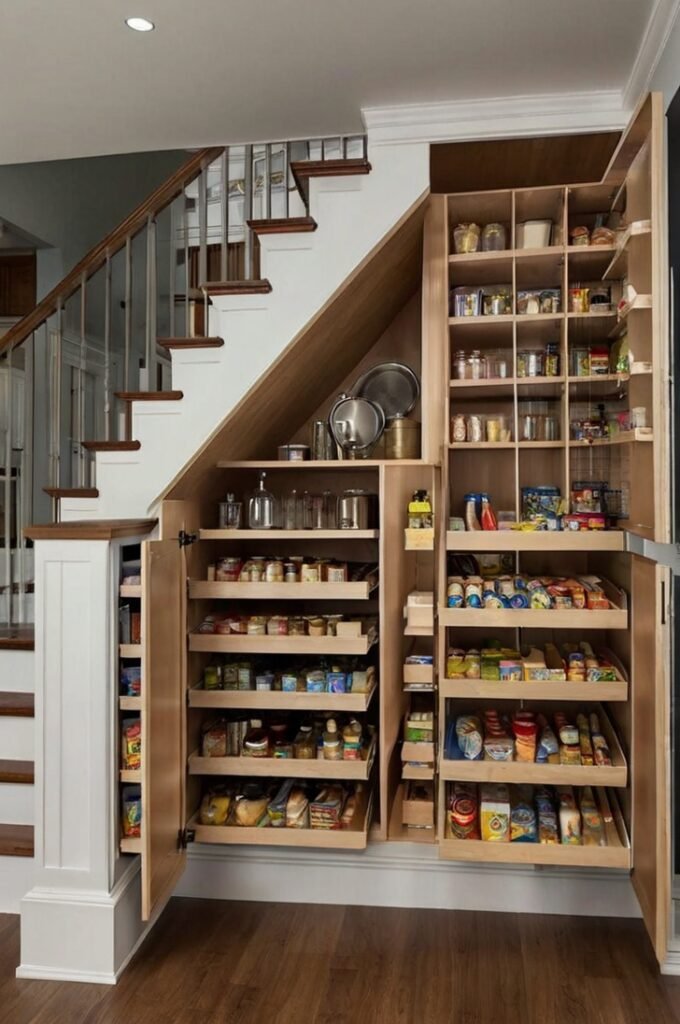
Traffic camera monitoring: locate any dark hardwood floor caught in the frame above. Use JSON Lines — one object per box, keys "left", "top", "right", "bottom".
{"left": 2, "top": 900, "right": 680, "bottom": 1023}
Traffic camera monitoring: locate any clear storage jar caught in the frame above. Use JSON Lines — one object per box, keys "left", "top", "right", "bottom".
{"left": 481, "top": 223, "right": 507, "bottom": 251}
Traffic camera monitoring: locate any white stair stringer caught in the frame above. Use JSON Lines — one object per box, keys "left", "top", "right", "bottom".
{"left": 58, "top": 141, "right": 430, "bottom": 522}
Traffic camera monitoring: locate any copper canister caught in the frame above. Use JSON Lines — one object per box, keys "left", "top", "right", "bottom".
{"left": 383, "top": 416, "right": 421, "bottom": 459}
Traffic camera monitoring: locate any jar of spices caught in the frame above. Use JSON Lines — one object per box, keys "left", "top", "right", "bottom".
{"left": 284, "top": 561, "right": 298, "bottom": 583}
{"left": 288, "top": 616, "right": 307, "bottom": 636}
{"left": 453, "top": 350, "right": 468, "bottom": 380}
{"left": 267, "top": 615, "right": 289, "bottom": 636}
{"left": 451, "top": 413, "right": 467, "bottom": 443}
{"left": 247, "top": 616, "right": 267, "bottom": 635}
{"left": 265, "top": 559, "right": 284, "bottom": 583}
{"left": 468, "top": 350, "right": 486, "bottom": 380}
{"left": 466, "top": 415, "right": 484, "bottom": 443}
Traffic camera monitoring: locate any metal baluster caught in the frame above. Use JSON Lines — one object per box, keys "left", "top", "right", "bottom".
{"left": 220, "top": 150, "right": 228, "bottom": 281}
{"left": 244, "top": 144, "right": 253, "bottom": 279}
{"left": 264, "top": 143, "right": 271, "bottom": 220}
{"left": 104, "top": 256, "right": 112, "bottom": 438}
{"left": 183, "top": 187, "right": 190, "bottom": 336}
{"left": 78, "top": 277, "right": 86, "bottom": 486}
{"left": 169, "top": 199, "right": 176, "bottom": 338}
{"left": 124, "top": 237, "right": 132, "bottom": 393}
{"left": 145, "top": 215, "right": 157, "bottom": 390}
{"left": 282, "top": 143, "right": 290, "bottom": 219}
{"left": 322, "top": 138, "right": 326, "bottom": 161}
{"left": 21, "top": 330, "right": 33, "bottom": 617}
{"left": 55, "top": 308, "right": 63, "bottom": 491}
{"left": 198, "top": 167, "right": 209, "bottom": 332}
{"left": 363, "top": 134, "right": 368, "bottom": 160}
{"left": 4, "top": 343, "right": 13, "bottom": 627}
{"left": 343, "top": 136, "right": 348, "bottom": 159}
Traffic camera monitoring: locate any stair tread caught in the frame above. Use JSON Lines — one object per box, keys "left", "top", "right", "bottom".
{"left": 291, "top": 158, "right": 371, "bottom": 201}
{"left": 81, "top": 440, "right": 141, "bottom": 452}
{"left": 0, "top": 759, "right": 34, "bottom": 784}
{"left": 200, "top": 279, "right": 272, "bottom": 296}
{"left": 0, "top": 627, "right": 34, "bottom": 652}
{"left": 0, "top": 823, "right": 34, "bottom": 858}
{"left": 247, "top": 216, "right": 317, "bottom": 235}
{"left": 44, "top": 487, "right": 99, "bottom": 499}
{"left": 0, "top": 692, "right": 34, "bottom": 718}
{"left": 157, "top": 337, "right": 224, "bottom": 350}
{"left": 114, "top": 391, "right": 183, "bottom": 401}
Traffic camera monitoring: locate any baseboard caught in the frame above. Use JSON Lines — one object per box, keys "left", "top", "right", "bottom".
{"left": 18, "top": 857, "right": 152, "bottom": 984}
{"left": 177, "top": 841, "right": 641, "bottom": 919}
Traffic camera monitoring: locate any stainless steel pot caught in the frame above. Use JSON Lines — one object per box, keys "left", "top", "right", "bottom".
{"left": 337, "top": 489, "right": 376, "bottom": 530}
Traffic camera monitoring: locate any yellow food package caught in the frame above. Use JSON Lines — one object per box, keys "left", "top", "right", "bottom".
{"left": 480, "top": 783, "right": 510, "bottom": 842}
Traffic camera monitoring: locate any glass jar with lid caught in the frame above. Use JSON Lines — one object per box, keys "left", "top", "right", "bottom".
{"left": 468, "top": 350, "right": 486, "bottom": 380}
{"left": 481, "top": 223, "right": 507, "bottom": 252}
{"left": 453, "top": 350, "right": 468, "bottom": 380}
{"left": 248, "top": 472, "right": 276, "bottom": 529}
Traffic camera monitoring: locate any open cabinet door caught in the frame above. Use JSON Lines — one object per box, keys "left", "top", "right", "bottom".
{"left": 631, "top": 555, "right": 671, "bottom": 961}
{"left": 141, "top": 539, "right": 186, "bottom": 921}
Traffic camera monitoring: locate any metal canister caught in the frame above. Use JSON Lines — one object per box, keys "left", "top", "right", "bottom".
{"left": 337, "top": 489, "right": 373, "bottom": 529}
{"left": 383, "top": 416, "right": 421, "bottom": 459}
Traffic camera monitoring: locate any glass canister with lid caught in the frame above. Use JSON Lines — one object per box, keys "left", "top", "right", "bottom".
{"left": 481, "top": 223, "right": 507, "bottom": 252}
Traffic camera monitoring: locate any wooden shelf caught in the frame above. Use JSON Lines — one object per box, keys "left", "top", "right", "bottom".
{"left": 216, "top": 460, "right": 424, "bottom": 469}
{"left": 120, "top": 836, "right": 142, "bottom": 854}
{"left": 402, "top": 764, "right": 435, "bottom": 781}
{"left": 446, "top": 530, "right": 625, "bottom": 552}
{"left": 440, "top": 677, "right": 628, "bottom": 702}
{"left": 188, "top": 734, "right": 377, "bottom": 781}
{"left": 608, "top": 296, "right": 653, "bottom": 338}
{"left": 449, "top": 442, "right": 516, "bottom": 450}
{"left": 119, "top": 644, "right": 142, "bottom": 658}
{"left": 119, "top": 695, "right": 142, "bottom": 711}
{"left": 189, "top": 633, "right": 377, "bottom": 655}
{"left": 187, "top": 793, "right": 372, "bottom": 850}
{"left": 188, "top": 580, "right": 377, "bottom": 600}
{"left": 603, "top": 221, "right": 652, "bottom": 280}
{"left": 439, "top": 816, "right": 630, "bottom": 868}
{"left": 404, "top": 624, "right": 434, "bottom": 636}
{"left": 569, "top": 429, "right": 653, "bottom": 448}
{"left": 516, "top": 441, "right": 564, "bottom": 449}
{"left": 119, "top": 584, "right": 142, "bottom": 598}
{"left": 450, "top": 377, "right": 565, "bottom": 399}
{"left": 404, "top": 663, "right": 434, "bottom": 686}
{"left": 439, "top": 606, "right": 627, "bottom": 630}
{"left": 120, "top": 769, "right": 141, "bottom": 784}
{"left": 199, "top": 528, "right": 379, "bottom": 540}
{"left": 567, "top": 310, "right": 617, "bottom": 321}
{"left": 187, "top": 682, "right": 377, "bottom": 713}
{"left": 440, "top": 758, "right": 625, "bottom": 787}
{"left": 449, "top": 314, "right": 514, "bottom": 326}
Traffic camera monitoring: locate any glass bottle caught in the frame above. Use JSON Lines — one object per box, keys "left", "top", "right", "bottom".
{"left": 218, "top": 493, "right": 242, "bottom": 529}
{"left": 282, "top": 488, "right": 299, "bottom": 531}
{"left": 454, "top": 350, "right": 468, "bottom": 380}
{"left": 248, "top": 472, "right": 276, "bottom": 530}
{"left": 322, "top": 491, "right": 337, "bottom": 529}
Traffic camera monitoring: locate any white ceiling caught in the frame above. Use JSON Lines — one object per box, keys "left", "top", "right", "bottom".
{"left": 0, "top": 0, "right": 664, "bottom": 164}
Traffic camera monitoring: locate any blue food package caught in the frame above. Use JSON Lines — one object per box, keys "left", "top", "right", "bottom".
{"left": 281, "top": 673, "right": 298, "bottom": 692}
{"left": 121, "top": 665, "right": 141, "bottom": 696}
{"left": 327, "top": 672, "right": 347, "bottom": 693}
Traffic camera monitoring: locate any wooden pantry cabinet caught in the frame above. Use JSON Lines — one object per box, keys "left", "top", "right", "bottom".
{"left": 121, "top": 93, "right": 670, "bottom": 964}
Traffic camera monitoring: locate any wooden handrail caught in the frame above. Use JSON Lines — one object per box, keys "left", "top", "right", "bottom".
{"left": 0, "top": 146, "right": 224, "bottom": 354}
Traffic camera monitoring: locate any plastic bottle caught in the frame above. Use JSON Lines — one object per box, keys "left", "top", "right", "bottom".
{"left": 323, "top": 718, "right": 343, "bottom": 760}
{"left": 480, "top": 494, "right": 498, "bottom": 531}
{"left": 464, "top": 493, "right": 482, "bottom": 531}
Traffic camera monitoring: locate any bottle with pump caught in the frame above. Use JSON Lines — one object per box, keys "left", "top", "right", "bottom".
{"left": 248, "top": 472, "right": 277, "bottom": 530}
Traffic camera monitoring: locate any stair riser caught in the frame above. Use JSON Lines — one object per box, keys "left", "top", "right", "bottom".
{"left": 0, "top": 652, "right": 35, "bottom": 693}
{"left": 0, "top": 718, "right": 34, "bottom": 760}
{"left": 0, "top": 855, "right": 34, "bottom": 913}
{"left": 0, "top": 783, "right": 34, "bottom": 825}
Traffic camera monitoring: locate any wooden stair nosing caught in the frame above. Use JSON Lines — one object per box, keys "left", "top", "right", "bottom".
{"left": 200, "top": 279, "right": 272, "bottom": 296}
{"left": 0, "top": 627, "right": 35, "bottom": 652}
{"left": 0, "top": 823, "right": 34, "bottom": 858}
{"left": 114, "top": 391, "right": 184, "bottom": 402}
{"left": 157, "top": 337, "right": 224, "bottom": 350}
{"left": 0, "top": 692, "right": 34, "bottom": 718}
{"left": 81, "top": 440, "right": 141, "bottom": 452}
{"left": 290, "top": 158, "right": 371, "bottom": 201}
{"left": 247, "top": 216, "right": 317, "bottom": 235}
{"left": 0, "top": 759, "right": 34, "bottom": 785}
{"left": 44, "top": 487, "right": 99, "bottom": 499}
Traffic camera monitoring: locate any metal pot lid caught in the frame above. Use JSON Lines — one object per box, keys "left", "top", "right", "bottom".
{"left": 352, "top": 362, "right": 420, "bottom": 420}
{"left": 328, "top": 394, "right": 385, "bottom": 451}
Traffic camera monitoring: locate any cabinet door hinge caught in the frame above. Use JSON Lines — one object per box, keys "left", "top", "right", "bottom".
{"left": 178, "top": 827, "right": 195, "bottom": 849}
{"left": 178, "top": 530, "right": 197, "bottom": 548}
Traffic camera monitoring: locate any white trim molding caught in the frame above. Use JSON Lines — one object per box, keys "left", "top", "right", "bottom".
{"left": 363, "top": 90, "right": 627, "bottom": 147}
{"left": 622, "top": 0, "right": 680, "bottom": 113}
{"left": 178, "top": 841, "right": 641, "bottom": 920}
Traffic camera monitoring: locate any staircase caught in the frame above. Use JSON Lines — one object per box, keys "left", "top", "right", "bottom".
{"left": 0, "top": 644, "right": 35, "bottom": 912}
{"left": 0, "top": 133, "right": 428, "bottom": 525}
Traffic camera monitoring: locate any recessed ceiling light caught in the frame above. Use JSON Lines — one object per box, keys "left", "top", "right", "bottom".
{"left": 125, "top": 16, "right": 155, "bottom": 31}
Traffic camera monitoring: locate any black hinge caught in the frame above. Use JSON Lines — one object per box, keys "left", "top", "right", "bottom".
{"left": 661, "top": 579, "right": 667, "bottom": 625}
{"left": 178, "top": 530, "right": 197, "bottom": 548}
{"left": 178, "top": 827, "right": 195, "bottom": 849}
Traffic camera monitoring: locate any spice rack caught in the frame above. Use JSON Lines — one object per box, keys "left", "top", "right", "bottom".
{"left": 118, "top": 544, "right": 143, "bottom": 857}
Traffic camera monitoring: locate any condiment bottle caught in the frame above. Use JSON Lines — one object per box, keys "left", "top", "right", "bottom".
{"left": 464, "top": 493, "right": 482, "bottom": 531}
{"left": 480, "top": 494, "right": 498, "bottom": 531}
{"left": 243, "top": 719, "right": 269, "bottom": 757}
{"left": 323, "top": 718, "right": 343, "bottom": 760}
{"left": 408, "top": 489, "right": 433, "bottom": 529}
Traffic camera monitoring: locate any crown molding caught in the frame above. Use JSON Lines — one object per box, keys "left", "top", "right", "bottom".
{"left": 363, "top": 89, "right": 627, "bottom": 146}
{"left": 622, "top": 0, "right": 680, "bottom": 112}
